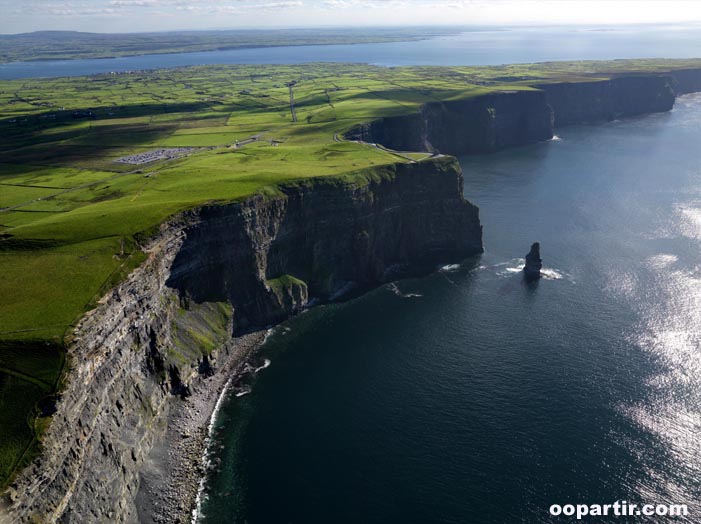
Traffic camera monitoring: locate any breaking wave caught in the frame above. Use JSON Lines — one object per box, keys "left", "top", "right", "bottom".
{"left": 494, "top": 258, "right": 569, "bottom": 281}
{"left": 387, "top": 282, "right": 423, "bottom": 298}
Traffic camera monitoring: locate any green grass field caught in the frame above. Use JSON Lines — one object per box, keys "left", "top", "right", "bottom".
{"left": 2, "top": 58, "right": 701, "bottom": 485}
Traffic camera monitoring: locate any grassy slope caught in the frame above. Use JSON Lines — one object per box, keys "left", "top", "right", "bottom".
{"left": 1, "top": 58, "right": 701, "bottom": 485}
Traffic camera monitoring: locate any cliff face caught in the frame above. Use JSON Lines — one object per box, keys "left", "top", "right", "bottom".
{"left": 538, "top": 74, "right": 676, "bottom": 127}
{"left": 168, "top": 158, "right": 482, "bottom": 331}
{"left": 668, "top": 68, "right": 701, "bottom": 95}
{"left": 348, "top": 72, "right": 699, "bottom": 153}
{"left": 345, "top": 90, "right": 554, "bottom": 155}
{"left": 5, "top": 157, "right": 482, "bottom": 524}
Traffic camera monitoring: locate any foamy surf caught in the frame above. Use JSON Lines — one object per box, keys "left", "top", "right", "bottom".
{"left": 540, "top": 268, "right": 566, "bottom": 280}
{"left": 254, "top": 359, "right": 272, "bottom": 373}
{"left": 234, "top": 386, "right": 252, "bottom": 398}
{"left": 387, "top": 283, "right": 423, "bottom": 298}
{"left": 191, "top": 331, "right": 273, "bottom": 524}
{"left": 495, "top": 258, "right": 525, "bottom": 277}
{"left": 495, "top": 258, "right": 569, "bottom": 281}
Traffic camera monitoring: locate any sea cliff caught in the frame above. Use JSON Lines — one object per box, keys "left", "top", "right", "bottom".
{"left": 4, "top": 157, "right": 482, "bottom": 524}
{"left": 345, "top": 90, "right": 554, "bottom": 155}
{"left": 668, "top": 67, "right": 701, "bottom": 94}
{"left": 345, "top": 71, "right": 699, "bottom": 154}
{"left": 538, "top": 74, "right": 676, "bottom": 127}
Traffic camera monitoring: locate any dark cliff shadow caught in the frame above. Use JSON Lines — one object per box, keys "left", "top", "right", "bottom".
{"left": 521, "top": 274, "right": 541, "bottom": 295}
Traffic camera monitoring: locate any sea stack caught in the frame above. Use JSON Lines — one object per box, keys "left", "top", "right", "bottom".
{"left": 524, "top": 242, "right": 542, "bottom": 281}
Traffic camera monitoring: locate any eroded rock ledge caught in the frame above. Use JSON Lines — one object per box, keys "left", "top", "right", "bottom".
{"left": 5, "top": 157, "right": 482, "bottom": 524}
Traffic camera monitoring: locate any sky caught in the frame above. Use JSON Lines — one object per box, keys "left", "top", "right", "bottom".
{"left": 3, "top": 0, "right": 701, "bottom": 34}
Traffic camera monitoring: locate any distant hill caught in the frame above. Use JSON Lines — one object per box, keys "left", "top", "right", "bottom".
{"left": 0, "top": 27, "right": 462, "bottom": 63}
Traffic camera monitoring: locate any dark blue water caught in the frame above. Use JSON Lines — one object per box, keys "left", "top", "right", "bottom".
{"left": 197, "top": 96, "right": 701, "bottom": 523}
{"left": 4, "top": 24, "right": 701, "bottom": 79}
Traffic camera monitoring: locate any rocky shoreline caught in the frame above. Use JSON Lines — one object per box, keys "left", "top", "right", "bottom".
{"left": 137, "top": 330, "right": 269, "bottom": 524}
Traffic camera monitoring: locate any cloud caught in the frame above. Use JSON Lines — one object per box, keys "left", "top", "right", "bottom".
{"left": 4, "top": 0, "right": 701, "bottom": 30}
{"left": 174, "top": 1, "right": 305, "bottom": 14}
{"left": 3, "top": 0, "right": 306, "bottom": 18}
{"left": 8, "top": 2, "right": 119, "bottom": 17}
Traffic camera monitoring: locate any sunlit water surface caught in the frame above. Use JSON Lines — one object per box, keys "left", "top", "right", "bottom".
{"left": 196, "top": 96, "right": 701, "bottom": 523}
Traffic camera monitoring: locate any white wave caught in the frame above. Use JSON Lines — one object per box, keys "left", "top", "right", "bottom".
{"left": 253, "top": 359, "right": 271, "bottom": 374}
{"left": 540, "top": 268, "right": 565, "bottom": 280}
{"left": 191, "top": 329, "right": 272, "bottom": 524}
{"left": 191, "top": 376, "right": 235, "bottom": 523}
{"left": 495, "top": 258, "right": 524, "bottom": 276}
{"left": 387, "top": 282, "right": 422, "bottom": 298}
{"left": 260, "top": 327, "right": 273, "bottom": 346}
{"left": 234, "top": 386, "right": 252, "bottom": 398}
{"left": 494, "top": 257, "right": 568, "bottom": 281}
{"left": 439, "top": 263, "right": 461, "bottom": 272}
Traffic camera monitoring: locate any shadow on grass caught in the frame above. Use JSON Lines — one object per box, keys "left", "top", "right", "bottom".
{"left": 0, "top": 340, "right": 65, "bottom": 487}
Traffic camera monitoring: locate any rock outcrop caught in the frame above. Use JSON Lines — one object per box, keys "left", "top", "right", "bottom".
{"left": 523, "top": 242, "right": 542, "bottom": 281}
{"left": 4, "top": 156, "right": 483, "bottom": 524}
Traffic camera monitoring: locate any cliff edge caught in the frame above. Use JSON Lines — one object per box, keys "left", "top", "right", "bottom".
{"left": 4, "top": 157, "right": 482, "bottom": 524}
{"left": 345, "top": 90, "right": 554, "bottom": 155}
{"left": 345, "top": 71, "right": 695, "bottom": 155}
